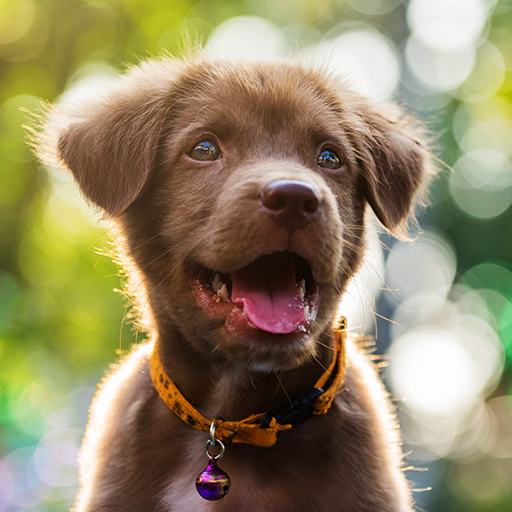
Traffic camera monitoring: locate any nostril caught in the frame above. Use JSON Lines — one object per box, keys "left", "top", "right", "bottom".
{"left": 260, "top": 180, "right": 320, "bottom": 221}
{"left": 303, "top": 196, "right": 319, "bottom": 214}
{"left": 261, "top": 190, "right": 287, "bottom": 211}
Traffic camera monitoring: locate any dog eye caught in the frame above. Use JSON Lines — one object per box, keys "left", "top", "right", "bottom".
{"left": 190, "top": 141, "right": 221, "bottom": 161}
{"left": 317, "top": 150, "right": 341, "bottom": 170}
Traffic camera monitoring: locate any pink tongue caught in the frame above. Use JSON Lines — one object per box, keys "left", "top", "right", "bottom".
{"left": 231, "top": 254, "right": 304, "bottom": 334}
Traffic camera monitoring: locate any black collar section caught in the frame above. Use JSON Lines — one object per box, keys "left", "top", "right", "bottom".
{"left": 257, "top": 387, "right": 325, "bottom": 428}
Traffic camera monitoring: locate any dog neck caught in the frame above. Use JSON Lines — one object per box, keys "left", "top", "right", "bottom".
{"left": 155, "top": 323, "right": 340, "bottom": 424}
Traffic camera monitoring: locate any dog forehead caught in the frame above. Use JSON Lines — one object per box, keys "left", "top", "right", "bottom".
{"left": 182, "top": 60, "right": 330, "bottom": 104}
{"left": 171, "top": 61, "right": 341, "bottom": 144}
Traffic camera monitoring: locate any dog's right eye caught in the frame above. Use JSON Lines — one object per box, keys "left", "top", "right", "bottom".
{"left": 190, "top": 141, "right": 221, "bottom": 161}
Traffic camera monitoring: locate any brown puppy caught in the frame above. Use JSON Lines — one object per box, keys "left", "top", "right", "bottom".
{"left": 39, "top": 56, "right": 434, "bottom": 511}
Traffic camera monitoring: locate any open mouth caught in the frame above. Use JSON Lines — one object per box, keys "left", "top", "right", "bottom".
{"left": 191, "top": 252, "right": 321, "bottom": 336}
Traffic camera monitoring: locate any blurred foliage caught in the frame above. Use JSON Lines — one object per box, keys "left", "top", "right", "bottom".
{"left": 0, "top": 0, "right": 512, "bottom": 510}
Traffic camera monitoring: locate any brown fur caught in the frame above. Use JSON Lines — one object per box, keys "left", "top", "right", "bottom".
{"left": 38, "top": 55, "right": 435, "bottom": 511}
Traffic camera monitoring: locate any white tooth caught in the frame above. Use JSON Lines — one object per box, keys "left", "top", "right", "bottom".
{"left": 219, "top": 283, "right": 230, "bottom": 301}
{"left": 298, "top": 279, "right": 305, "bottom": 300}
{"left": 303, "top": 304, "right": 310, "bottom": 320}
{"left": 212, "top": 273, "right": 222, "bottom": 292}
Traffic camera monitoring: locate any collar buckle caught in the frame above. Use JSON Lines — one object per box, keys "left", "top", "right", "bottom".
{"left": 257, "top": 387, "right": 325, "bottom": 428}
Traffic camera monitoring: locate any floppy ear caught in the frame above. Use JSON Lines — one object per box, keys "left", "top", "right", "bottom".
{"left": 353, "top": 101, "right": 434, "bottom": 237}
{"left": 42, "top": 61, "right": 177, "bottom": 217}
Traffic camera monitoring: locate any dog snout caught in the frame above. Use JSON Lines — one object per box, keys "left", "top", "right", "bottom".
{"left": 260, "top": 179, "right": 320, "bottom": 229}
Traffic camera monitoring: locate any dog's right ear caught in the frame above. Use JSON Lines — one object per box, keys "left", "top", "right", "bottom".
{"left": 41, "top": 61, "right": 177, "bottom": 217}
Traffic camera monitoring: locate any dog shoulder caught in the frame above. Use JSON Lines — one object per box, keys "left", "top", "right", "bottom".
{"left": 74, "top": 342, "right": 154, "bottom": 509}
{"left": 331, "top": 339, "right": 414, "bottom": 512}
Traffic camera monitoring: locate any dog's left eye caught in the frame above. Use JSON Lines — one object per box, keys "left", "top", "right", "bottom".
{"left": 190, "top": 141, "right": 221, "bottom": 161}
{"left": 317, "top": 150, "right": 341, "bottom": 170}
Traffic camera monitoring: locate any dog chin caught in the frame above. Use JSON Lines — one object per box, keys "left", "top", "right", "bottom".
{"left": 215, "top": 327, "right": 319, "bottom": 373}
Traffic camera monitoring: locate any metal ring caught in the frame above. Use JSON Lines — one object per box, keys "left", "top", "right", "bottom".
{"left": 205, "top": 420, "right": 225, "bottom": 461}
{"left": 209, "top": 420, "right": 217, "bottom": 445}
{"left": 204, "top": 437, "right": 225, "bottom": 461}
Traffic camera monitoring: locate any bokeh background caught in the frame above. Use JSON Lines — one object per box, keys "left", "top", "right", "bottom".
{"left": 1, "top": 0, "right": 512, "bottom": 510}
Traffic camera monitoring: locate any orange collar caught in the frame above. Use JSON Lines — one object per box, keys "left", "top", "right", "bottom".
{"left": 149, "top": 317, "right": 347, "bottom": 448}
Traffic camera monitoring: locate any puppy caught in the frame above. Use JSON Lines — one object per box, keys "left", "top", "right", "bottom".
{"left": 39, "top": 55, "right": 434, "bottom": 511}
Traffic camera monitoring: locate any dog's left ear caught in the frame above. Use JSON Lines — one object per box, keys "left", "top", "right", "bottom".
{"left": 353, "top": 101, "right": 434, "bottom": 237}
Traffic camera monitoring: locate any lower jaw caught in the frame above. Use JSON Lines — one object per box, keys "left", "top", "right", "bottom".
{"left": 216, "top": 327, "right": 317, "bottom": 373}
{"left": 190, "top": 283, "right": 323, "bottom": 371}
{"left": 225, "top": 315, "right": 311, "bottom": 349}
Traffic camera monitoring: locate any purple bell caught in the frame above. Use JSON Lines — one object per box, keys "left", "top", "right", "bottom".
{"left": 195, "top": 460, "right": 231, "bottom": 501}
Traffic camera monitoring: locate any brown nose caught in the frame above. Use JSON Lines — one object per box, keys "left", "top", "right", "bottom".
{"left": 260, "top": 180, "right": 320, "bottom": 229}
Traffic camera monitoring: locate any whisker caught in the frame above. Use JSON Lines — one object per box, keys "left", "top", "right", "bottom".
{"left": 403, "top": 466, "right": 429, "bottom": 472}
{"left": 316, "top": 340, "right": 335, "bottom": 352}
{"left": 275, "top": 372, "right": 292, "bottom": 407}
{"left": 379, "top": 240, "right": 410, "bottom": 271}
{"left": 312, "top": 354, "right": 329, "bottom": 374}
{"left": 118, "top": 301, "right": 131, "bottom": 352}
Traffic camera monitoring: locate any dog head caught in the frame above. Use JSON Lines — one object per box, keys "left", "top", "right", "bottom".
{"left": 42, "top": 57, "right": 433, "bottom": 372}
